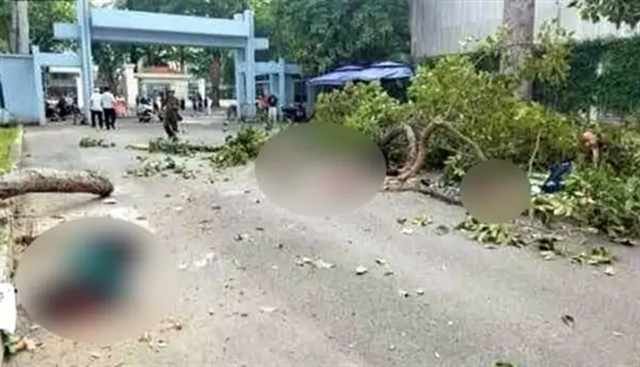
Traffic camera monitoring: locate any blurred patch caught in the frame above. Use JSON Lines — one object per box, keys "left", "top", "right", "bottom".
{"left": 459, "top": 159, "right": 531, "bottom": 224}
{"left": 15, "top": 217, "right": 179, "bottom": 344}
{"left": 255, "top": 123, "right": 386, "bottom": 216}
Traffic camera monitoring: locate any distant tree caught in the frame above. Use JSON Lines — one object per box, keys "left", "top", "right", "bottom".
{"left": 568, "top": 0, "right": 640, "bottom": 29}
{"left": 0, "top": 0, "right": 75, "bottom": 53}
{"left": 271, "top": 0, "right": 410, "bottom": 75}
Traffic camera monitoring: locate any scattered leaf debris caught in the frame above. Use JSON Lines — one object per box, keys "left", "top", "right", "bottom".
{"left": 561, "top": 314, "right": 575, "bottom": 327}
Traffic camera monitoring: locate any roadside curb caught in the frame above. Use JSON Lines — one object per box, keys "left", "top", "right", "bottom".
{"left": 0, "top": 124, "right": 23, "bottom": 364}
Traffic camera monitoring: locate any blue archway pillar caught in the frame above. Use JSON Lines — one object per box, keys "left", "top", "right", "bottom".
{"left": 77, "top": 0, "right": 94, "bottom": 119}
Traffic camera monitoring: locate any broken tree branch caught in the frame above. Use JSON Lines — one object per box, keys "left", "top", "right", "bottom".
{"left": 0, "top": 168, "right": 114, "bottom": 200}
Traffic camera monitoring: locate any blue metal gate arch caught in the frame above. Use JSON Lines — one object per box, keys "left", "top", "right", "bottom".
{"left": 54, "top": 0, "right": 269, "bottom": 119}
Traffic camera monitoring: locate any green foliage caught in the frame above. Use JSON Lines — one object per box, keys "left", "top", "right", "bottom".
{"left": 456, "top": 215, "right": 522, "bottom": 246}
{"left": 410, "top": 55, "right": 578, "bottom": 170}
{"left": 0, "top": 125, "right": 18, "bottom": 174}
{"left": 312, "top": 22, "right": 640, "bottom": 240}
{"left": 539, "top": 36, "right": 640, "bottom": 118}
{"left": 569, "top": 0, "right": 640, "bottom": 28}
{"left": 209, "top": 127, "right": 268, "bottom": 168}
{"left": 271, "top": 0, "right": 410, "bottom": 74}
{"left": 79, "top": 137, "right": 115, "bottom": 148}
{"left": 312, "top": 82, "right": 406, "bottom": 139}
{"left": 92, "top": 43, "right": 130, "bottom": 93}
{"left": 127, "top": 155, "right": 196, "bottom": 179}
{"left": 534, "top": 164, "right": 640, "bottom": 238}
{"left": 29, "top": 0, "right": 75, "bottom": 52}
{"left": 147, "top": 138, "right": 220, "bottom": 156}
{"left": 0, "top": 0, "right": 75, "bottom": 53}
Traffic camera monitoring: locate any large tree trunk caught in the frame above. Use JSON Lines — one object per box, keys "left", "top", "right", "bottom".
{"left": 502, "top": 0, "right": 536, "bottom": 100}
{"left": 16, "top": 0, "right": 29, "bottom": 54}
{"left": 208, "top": 51, "right": 222, "bottom": 108}
{"left": 409, "top": 0, "right": 430, "bottom": 60}
{"left": 9, "top": 0, "right": 18, "bottom": 53}
{"left": 0, "top": 169, "right": 114, "bottom": 200}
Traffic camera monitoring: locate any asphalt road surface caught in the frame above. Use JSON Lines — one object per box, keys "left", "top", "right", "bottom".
{"left": 9, "top": 118, "right": 640, "bottom": 367}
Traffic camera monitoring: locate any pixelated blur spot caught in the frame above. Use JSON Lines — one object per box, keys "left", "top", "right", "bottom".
{"left": 459, "top": 159, "right": 531, "bottom": 224}
{"left": 255, "top": 123, "right": 386, "bottom": 216}
{"left": 14, "top": 217, "right": 179, "bottom": 344}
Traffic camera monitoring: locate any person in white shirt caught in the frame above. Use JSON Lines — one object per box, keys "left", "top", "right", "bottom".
{"left": 89, "top": 88, "right": 104, "bottom": 129}
{"left": 101, "top": 86, "right": 117, "bottom": 130}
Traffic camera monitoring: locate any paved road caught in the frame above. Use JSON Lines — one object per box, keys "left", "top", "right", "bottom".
{"left": 9, "top": 118, "right": 640, "bottom": 367}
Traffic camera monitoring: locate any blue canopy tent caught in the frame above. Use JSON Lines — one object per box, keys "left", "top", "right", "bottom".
{"left": 307, "top": 65, "right": 364, "bottom": 86}
{"left": 305, "top": 61, "right": 413, "bottom": 114}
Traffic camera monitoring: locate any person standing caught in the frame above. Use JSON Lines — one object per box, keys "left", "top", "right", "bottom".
{"left": 89, "top": 88, "right": 104, "bottom": 128}
{"left": 101, "top": 86, "right": 116, "bottom": 130}
{"left": 162, "top": 88, "right": 180, "bottom": 140}
{"left": 267, "top": 93, "right": 279, "bottom": 123}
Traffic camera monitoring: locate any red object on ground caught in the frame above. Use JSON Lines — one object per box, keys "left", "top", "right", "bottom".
{"left": 40, "top": 282, "right": 105, "bottom": 323}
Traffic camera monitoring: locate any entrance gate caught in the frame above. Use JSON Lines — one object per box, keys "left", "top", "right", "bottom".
{"left": 54, "top": 0, "right": 270, "bottom": 119}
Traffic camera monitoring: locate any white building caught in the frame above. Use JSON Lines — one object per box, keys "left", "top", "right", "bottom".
{"left": 411, "top": 0, "right": 640, "bottom": 58}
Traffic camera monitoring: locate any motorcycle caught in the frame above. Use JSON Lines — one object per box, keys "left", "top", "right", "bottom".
{"left": 137, "top": 103, "right": 154, "bottom": 123}
{"left": 282, "top": 103, "right": 309, "bottom": 122}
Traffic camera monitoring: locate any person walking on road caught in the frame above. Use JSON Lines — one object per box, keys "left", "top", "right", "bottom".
{"left": 89, "top": 88, "right": 104, "bottom": 129}
{"left": 101, "top": 86, "right": 117, "bottom": 130}
{"left": 162, "top": 88, "right": 180, "bottom": 141}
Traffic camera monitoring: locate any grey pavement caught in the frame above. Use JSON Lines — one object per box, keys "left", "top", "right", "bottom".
{"left": 8, "top": 117, "right": 640, "bottom": 367}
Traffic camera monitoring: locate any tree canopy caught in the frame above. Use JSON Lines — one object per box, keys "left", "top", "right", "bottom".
{"left": 568, "top": 0, "right": 640, "bottom": 29}
{"left": 0, "top": 0, "right": 75, "bottom": 53}
{"left": 271, "top": 0, "right": 410, "bottom": 75}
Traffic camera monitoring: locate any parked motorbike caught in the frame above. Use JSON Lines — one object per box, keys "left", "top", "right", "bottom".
{"left": 137, "top": 103, "right": 154, "bottom": 123}
{"left": 282, "top": 103, "right": 309, "bottom": 122}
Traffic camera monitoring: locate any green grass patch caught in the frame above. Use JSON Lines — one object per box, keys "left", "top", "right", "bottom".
{"left": 0, "top": 126, "right": 19, "bottom": 174}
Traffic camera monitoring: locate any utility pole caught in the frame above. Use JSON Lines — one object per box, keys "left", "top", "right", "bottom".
{"left": 16, "top": 0, "right": 30, "bottom": 54}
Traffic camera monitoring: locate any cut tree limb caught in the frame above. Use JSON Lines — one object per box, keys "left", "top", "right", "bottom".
{"left": 0, "top": 168, "right": 114, "bottom": 200}
{"left": 379, "top": 123, "right": 417, "bottom": 176}
{"left": 396, "top": 118, "right": 488, "bottom": 182}
{"left": 397, "top": 120, "right": 442, "bottom": 181}
{"left": 382, "top": 177, "right": 462, "bottom": 206}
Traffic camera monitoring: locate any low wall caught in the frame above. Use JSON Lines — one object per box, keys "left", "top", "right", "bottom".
{"left": 0, "top": 56, "right": 39, "bottom": 124}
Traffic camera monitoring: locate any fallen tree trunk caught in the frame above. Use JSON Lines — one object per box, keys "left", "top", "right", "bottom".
{"left": 0, "top": 168, "right": 114, "bottom": 200}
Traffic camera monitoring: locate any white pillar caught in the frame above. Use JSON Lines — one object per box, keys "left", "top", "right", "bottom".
{"left": 75, "top": 75, "right": 84, "bottom": 109}
{"left": 124, "top": 64, "right": 137, "bottom": 107}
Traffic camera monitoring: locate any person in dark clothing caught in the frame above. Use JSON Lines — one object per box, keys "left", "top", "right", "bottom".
{"left": 196, "top": 93, "right": 203, "bottom": 112}
{"left": 163, "top": 88, "right": 180, "bottom": 140}
{"left": 267, "top": 94, "right": 279, "bottom": 122}
{"left": 57, "top": 96, "right": 68, "bottom": 120}
{"left": 180, "top": 98, "right": 186, "bottom": 111}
